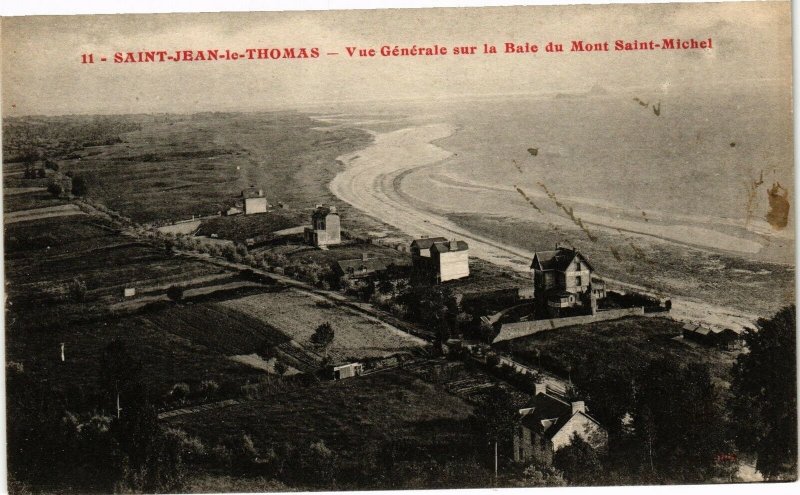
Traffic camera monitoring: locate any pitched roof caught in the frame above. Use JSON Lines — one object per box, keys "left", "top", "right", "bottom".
{"left": 430, "top": 240, "right": 469, "bottom": 253}
{"left": 520, "top": 392, "right": 571, "bottom": 428}
{"left": 411, "top": 237, "right": 448, "bottom": 249}
{"left": 241, "top": 187, "right": 264, "bottom": 199}
{"left": 520, "top": 392, "right": 603, "bottom": 440}
{"left": 312, "top": 205, "right": 338, "bottom": 219}
{"left": 530, "top": 247, "right": 594, "bottom": 272}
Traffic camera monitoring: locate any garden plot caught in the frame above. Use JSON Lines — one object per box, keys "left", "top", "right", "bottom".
{"left": 220, "top": 289, "right": 425, "bottom": 361}
{"left": 4, "top": 204, "right": 85, "bottom": 224}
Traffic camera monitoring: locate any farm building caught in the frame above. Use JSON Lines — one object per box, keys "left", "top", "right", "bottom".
{"left": 530, "top": 245, "right": 605, "bottom": 317}
{"left": 682, "top": 323, "right": 743, "bottom": 349}
{"left": 241, "top": 187, "right": 268, "bottom": 215}
{"left": 513, "top": 383, "right": 608, "bottom": 466}
{"left": 332, "top": 362, "right": 363, "bottom": 380}
{"left": 411, "top": 237, "right": 470, "bottom": 284}
{"left": 304, "top": 204, "right": 341, "bottom": 247}
{"left": 334, "top": 254, "right": 392, "bottom": 280}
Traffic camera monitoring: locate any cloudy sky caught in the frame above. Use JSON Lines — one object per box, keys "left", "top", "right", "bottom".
{"left": 1, "top": 1, "right": 791, "bottom": 115}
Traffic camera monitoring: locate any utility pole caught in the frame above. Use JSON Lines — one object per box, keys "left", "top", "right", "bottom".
{"left": 494, "top": 440, "right": 498, "bottom": 480}
{"left": 115, "top": 381, "right": 122, "bottom": 419}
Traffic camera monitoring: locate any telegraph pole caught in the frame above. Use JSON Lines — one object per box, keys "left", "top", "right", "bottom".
{"left": 494, "top": 440, "right": 498, "bottom": 480}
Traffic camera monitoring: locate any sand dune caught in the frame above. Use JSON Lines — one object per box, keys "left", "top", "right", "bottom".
{"left": 329, "top": 123, "right": 760, "bottom": 330}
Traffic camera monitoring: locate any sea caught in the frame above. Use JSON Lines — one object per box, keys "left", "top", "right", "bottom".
{"left": 311, "top": 81, "right": 794, "bottom": 263}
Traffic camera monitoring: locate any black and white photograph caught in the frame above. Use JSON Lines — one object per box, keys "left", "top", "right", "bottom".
{"left": 1, "top": 1, "right": 796, "bottom": 492}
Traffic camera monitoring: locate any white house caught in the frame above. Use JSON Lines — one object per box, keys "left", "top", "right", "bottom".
{"left": 242, "top": 187, "right": 268, "bottom": 215}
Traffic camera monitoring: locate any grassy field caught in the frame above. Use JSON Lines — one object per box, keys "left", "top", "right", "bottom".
{"left": 196, "top": 210, "right": 306, "bottom": 243}
{"left": 21, "top": 112, "right": 375, "bottom": 225}
{"left": 220, "top": 290, "right": 425, "bottom": 361}
{"left": 283, "top": 242, "right": 410, "bottom": 267}
{"left": 144, "top": 302, "right": 289, "bottom": 356}
{"left": 4, "top": 215, "right": 221, "bottom": 307}
{"left": 4, "top": 305, "right": 270, "bottom": 403}
{"left": 2, "top": 188, "right": 70, "bottom": 213}
{"left": 167, "top": 368, "right": 476, "bottom": 461}
{"left": 498, "top": 315, "right": 739, "bottom": 390}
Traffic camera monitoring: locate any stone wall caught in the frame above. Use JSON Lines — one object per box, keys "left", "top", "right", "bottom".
{"left": 492, "top": 307, "right": 645, "bottom": 344}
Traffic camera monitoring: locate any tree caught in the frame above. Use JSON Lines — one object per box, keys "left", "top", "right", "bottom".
{"left": 47, "top": 181, "right": 63, "bottom": 198}
{"left": 310, "top": 322, "right": 335, "bottom": 357}
{"left": 166, "top": 285, "right": 184, "bottom": 302}
{"left": 730, "top": 305, "right": 797, "bottom": 480}
{"left": 71, "top": 175, "right": 88, "bottom": 196}
{"left": 113, "top": 399, "right": 184, "bottom": 492}
{"left": 472, "top": 387, "right": 519, "bottom": 479}
{"left": 298, "top": 440, "right": 336, "bottom": 486}
{"left": 633, "top": 357, "right": 727, "bottom": 482}
{"left": 69, "top": 277, "right": 87, "bottom": 302}
{"left": 198, "top": 380, "right": 219, "bottom": 399}
{"left": 553, "top": 433, "right": 603, "bottom": 485}
{"left": 258, "top": 342, "right": 278, "bottom": 360}
{"left": 169, "top": 382, "right": 190, "bottom": 402}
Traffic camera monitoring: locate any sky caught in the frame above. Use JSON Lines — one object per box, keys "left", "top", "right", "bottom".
{"left": 0, "top": 1, "right": 792, "bottom": 115}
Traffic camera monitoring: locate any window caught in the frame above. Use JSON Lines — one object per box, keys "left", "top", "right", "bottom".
{"left": 576, "top": 275, "right": 582, "bottom": 286}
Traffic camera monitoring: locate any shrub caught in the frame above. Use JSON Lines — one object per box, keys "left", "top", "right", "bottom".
{"left": 170, "top": 382, "right": 190, "bottom": 401}
{"left": 198, "top": 380, "right": 219, "bottom": 399}
{"left": 69, "top": 278, "right": 87, "bottom": 302}
{"left": 47, "top": 181, "right": 63, "bottom": 197}
{"left": 166, "top": 285, "right": 184, "bottom": 301}
{"left": 163, "top": 427, "right": 206, "bottom": 461}
{"left": 258, "top": 343, "right": 278, "bottom": 360}
{"left": 71, "top": 175, "right": 88, "bottom": 196}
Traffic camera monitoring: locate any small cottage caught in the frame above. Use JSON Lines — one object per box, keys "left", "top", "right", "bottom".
{"left": 241, "top": 187, "right": 268, "bottom": 215}
{"left": 304, "top": 204, "right": 341, "bottom": 247}
{"left": 332, "top": 362, "right": 363, "bottom": 380}
{"left": 513, "top": 383, "right": 608, "bottom": 466}
{"left": 682, "top": 323, "right": 743, "bottom": 349}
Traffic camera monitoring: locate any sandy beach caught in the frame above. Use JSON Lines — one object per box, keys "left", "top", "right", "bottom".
{"left": 328, "top": 122, "right": 765, "bottom": 331}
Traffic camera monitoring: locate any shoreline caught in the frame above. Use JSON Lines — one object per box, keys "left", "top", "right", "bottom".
{"left": 324, "top": 119, "right": 785, "bottom": 329}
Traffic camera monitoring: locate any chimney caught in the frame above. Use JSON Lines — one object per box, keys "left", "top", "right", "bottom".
{"left": 329, "top": 206, "right": 337, "bottom": 213}
{"left": 362, "top": 252, "right": 369, "bottom": 261}
{"left": 534, "top": 382, "right": 547, "bottom": 396}
{"left": 571, "top": 401, "right": 586, "bottom": 415}
{"left": 450, "top": 240, "right": 458, "bottom": 250}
